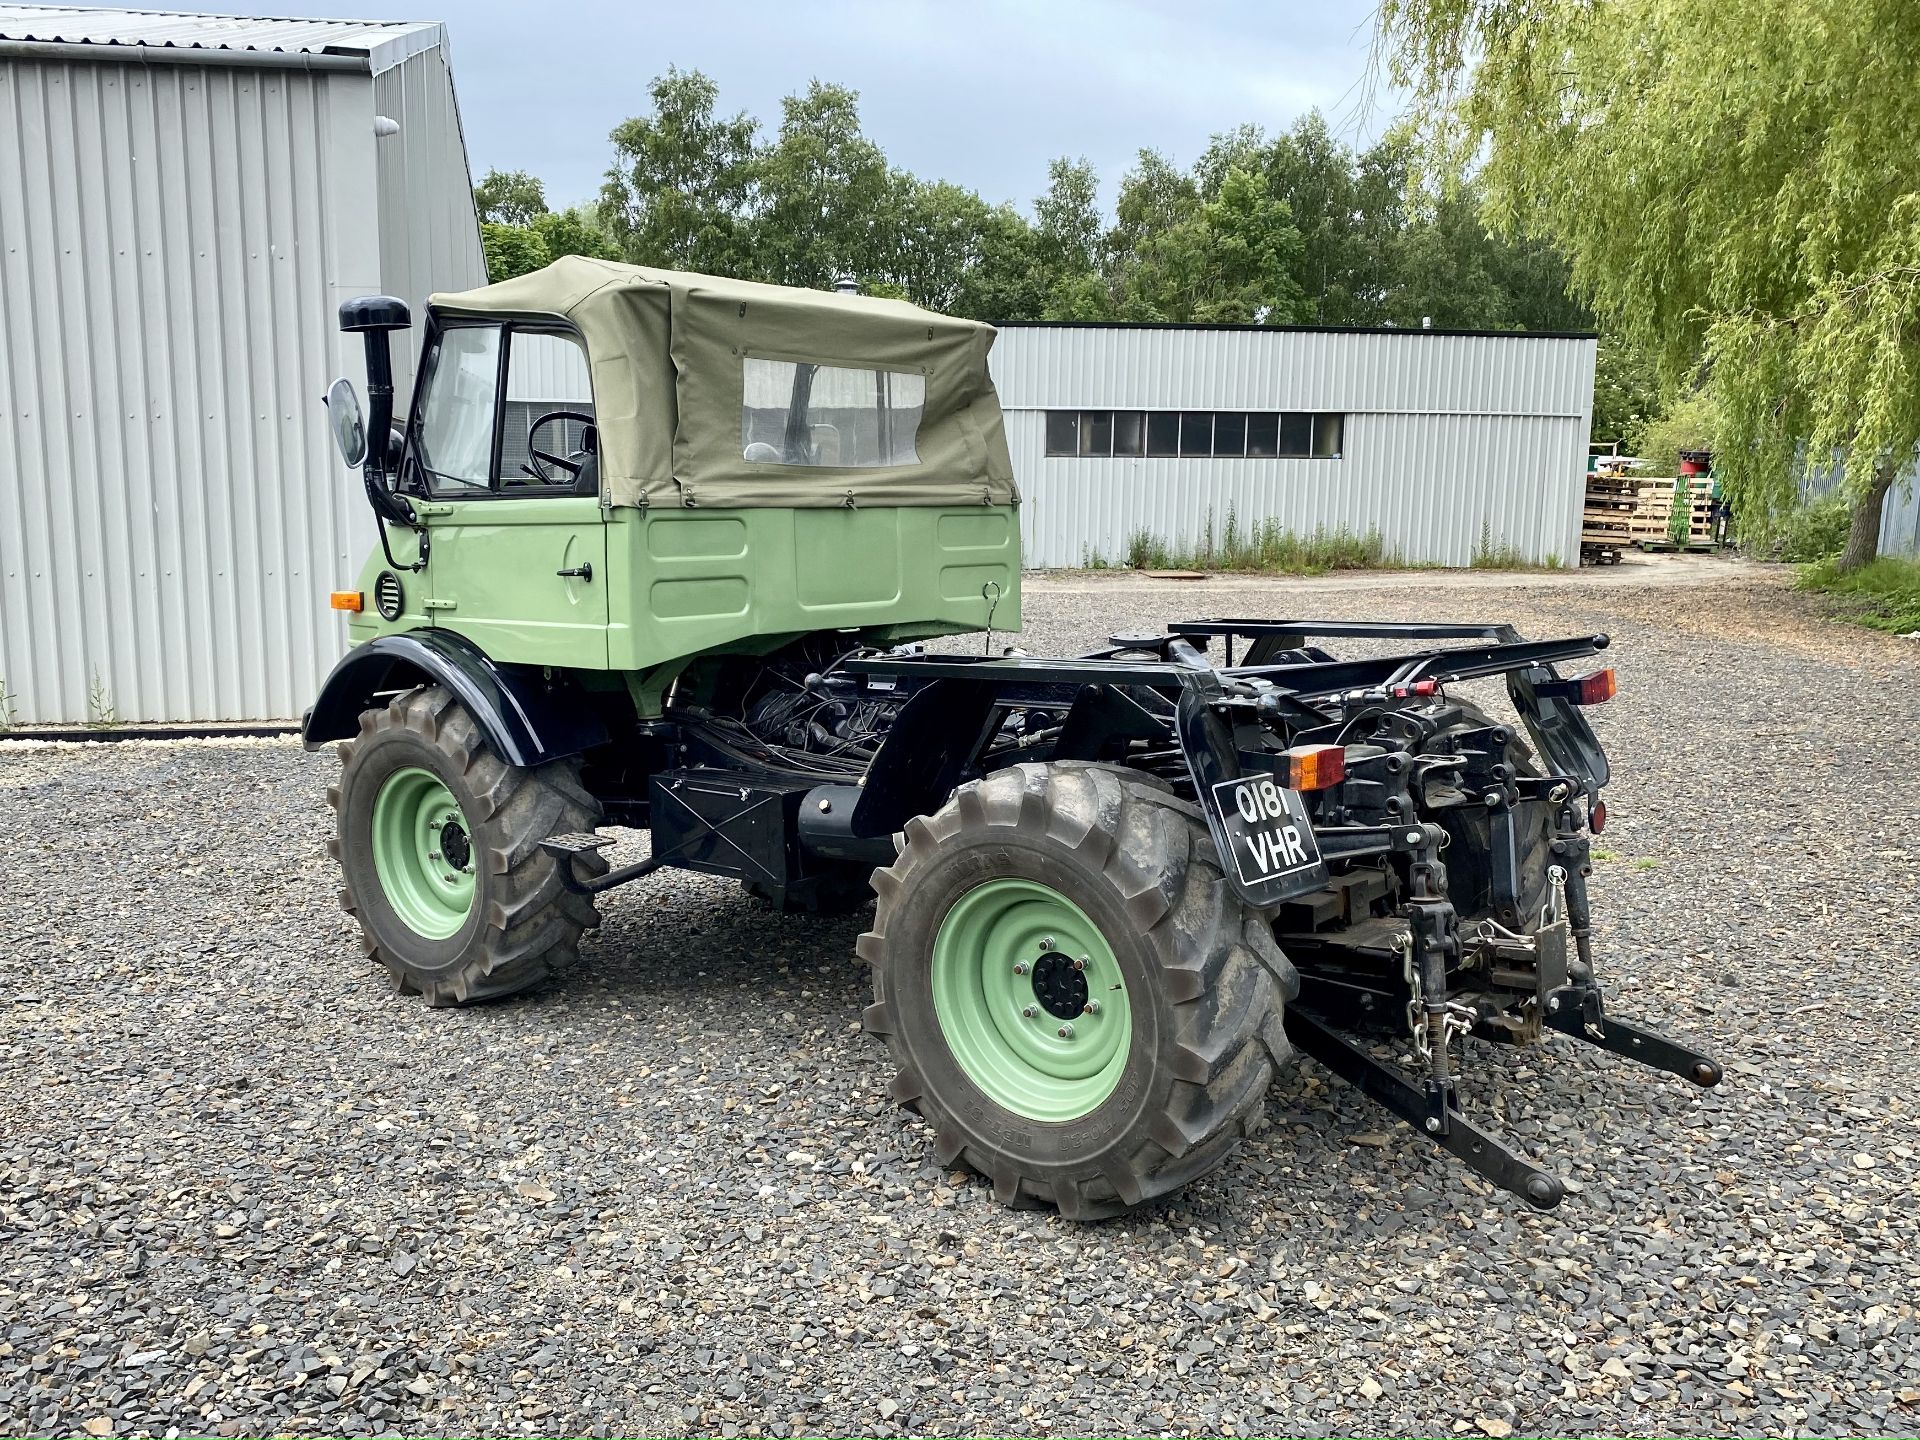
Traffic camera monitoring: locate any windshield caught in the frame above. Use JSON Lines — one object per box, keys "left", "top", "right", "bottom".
{"left": 741, "top": 357, "right": 925, "bottom": 468}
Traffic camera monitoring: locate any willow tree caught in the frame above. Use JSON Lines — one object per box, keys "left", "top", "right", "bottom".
{"left": 1378, "top": 0, "right": 1920, "bottom": 567}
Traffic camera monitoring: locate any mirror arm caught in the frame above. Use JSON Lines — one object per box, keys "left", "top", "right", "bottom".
{"left": 340, "top": 295, "right": 427, "bottom": 572}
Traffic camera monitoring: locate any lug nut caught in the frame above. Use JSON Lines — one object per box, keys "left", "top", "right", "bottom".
{"left": 1022, "top": 1006, "right": 1038, "bottom": 1019}
{"left": 1084, "top": 1000, "right": 1101, "bottom": 1016}
{"left": 1057, "top": 1024, "right": 1075, "bottom": 1039}
{"left": 1012, "top": 961, "right": 1029, "bottom": 976}
{"left": 1072, "top": 957, "right": 1087, "bottom": 972}
{"left": 1038, "top": 936, "right": 1055, "bottom": 952}
{"left": 428, "top": 850, "right": 441, "bottom": 861}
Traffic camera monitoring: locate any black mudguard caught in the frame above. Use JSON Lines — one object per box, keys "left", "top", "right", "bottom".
{"left": 301, "top": 630, "right": 608, "bottom": 768}
{"left": 1507, "top": 665, "right": 1612, "bottom": 792}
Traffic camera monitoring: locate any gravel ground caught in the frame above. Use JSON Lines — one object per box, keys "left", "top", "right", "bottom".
{"left": 3, "top": 557, "right": 1917, "bottom": 1438}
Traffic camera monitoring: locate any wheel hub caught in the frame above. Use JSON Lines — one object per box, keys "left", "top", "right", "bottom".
{"left": 929, "top": 878, "right": 1132, "bottom": 1123}
{"left": 1030, "top": 951, "right": 1088, "bottom": 1020}
{"left": 439, "top": 818, "right": 472, "bottom": 872}
{"left": 369, "top": 767, "right": 476, "bottom": 940}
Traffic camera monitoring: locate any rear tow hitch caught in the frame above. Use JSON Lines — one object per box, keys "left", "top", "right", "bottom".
{"left": 1542, "top": 983, "right": 1723, "bottom": 1087}
{"left": 1284, "top": 1009, "right": 1567, "bottom": 1210}
{"left": 1284, "top": 989, "right": 1722, "bottom": 1209}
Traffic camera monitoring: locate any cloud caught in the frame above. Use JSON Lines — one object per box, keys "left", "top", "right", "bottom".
{"left": 183, "top": 0, "right": 1392, "bottom": 212}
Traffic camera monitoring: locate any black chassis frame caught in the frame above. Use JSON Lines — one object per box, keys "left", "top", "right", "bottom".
{"left": 304, "top": 614, "right": 1720, "bottom": 1209}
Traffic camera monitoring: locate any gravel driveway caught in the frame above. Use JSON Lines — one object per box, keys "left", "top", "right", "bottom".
{"left": 3, "top": 559, "right": 1917, "bottom": 1438}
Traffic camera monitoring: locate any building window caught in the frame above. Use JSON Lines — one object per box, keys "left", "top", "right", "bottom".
{"left": 1312, "top": 413, "right": 1344, "bottom": 458}
{"left": 1213, "top": 412, "right": 1247, "bottom": 458}
{"left": 1079, "top": 409, "right": 1113, "bottom": 457}
{"left": 1278, "top": 413, "right": 1313, "bottom": 457}
{"left": 1179, "top": 411, "right": 1213, "bottom": 456}
{"left": 1045, "top": 410, "right": 1078, "bottom": 455}
{"left": 1146, "top": 412, "right": 1180, "bottom": 457}
{"left": 1042, "top": 410, "right": 1346, "bottom": 459}
{"left": 1246, "top": 412, "right": 1279, "bottom": 457}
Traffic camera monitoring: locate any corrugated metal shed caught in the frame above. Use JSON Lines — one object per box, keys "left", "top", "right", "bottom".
{"left": 1876, "top": 466, "right": 1920, "bottom": 559}
{"left": 989, "top": 323, "right": 1596, "bottom": 570}
{"left": 0, "top": 6, "right": 484, "bottom": 725}
{"left": 0, "top": 6, "right": 442, "bottom": 69}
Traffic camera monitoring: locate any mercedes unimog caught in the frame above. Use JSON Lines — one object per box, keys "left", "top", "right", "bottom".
{"left": 305, "top": 257, "right": 1720, "bottom": 1217}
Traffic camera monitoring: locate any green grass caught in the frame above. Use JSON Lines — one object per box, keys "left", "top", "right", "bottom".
{"left": 1631, "top": 857, "right": 1660, "bottom": 872}
{"left": 1796, "top": 555, "right": 1920, "bottom": 633}
{"left": 1123, "top": 512, "right": 1393, "bottom": 575}
{"left": 1591, "top": 848, "right": 1620, "bottom": 863}
{"left": 1103, "top": 508, "right": 1555, "bottom": 576}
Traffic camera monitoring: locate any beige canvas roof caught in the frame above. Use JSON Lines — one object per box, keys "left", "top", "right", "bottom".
{"left": 429, "top": 256, "right": 1017, "bottom": 511}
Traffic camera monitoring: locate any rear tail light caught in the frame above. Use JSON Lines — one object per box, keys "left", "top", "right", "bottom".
{"left": 1573, "top": 668, "right": 1616, "bottom": 704}
{"left": 1284, "top": 743, "right": 1346, "bottom": 791}
{"left": 1589, "top": 799, "right": 1608, "bottom": 833}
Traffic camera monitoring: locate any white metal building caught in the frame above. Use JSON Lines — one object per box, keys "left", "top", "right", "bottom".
{"left": 0, "top": 6, "right": 484, "bottom": 725}
{"left": 989, "top": 323, "right": 1598, "bottom": 570}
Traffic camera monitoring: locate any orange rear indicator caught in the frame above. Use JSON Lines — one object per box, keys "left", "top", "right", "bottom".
{"left": 330, "top": 590, "right": 364, "bottom": 612}
{"left": 1283, "top": 743, "right": 1346, "bottom": 791}
{"left": 1575, "top": 667, "right": 1616, "bottom": 704}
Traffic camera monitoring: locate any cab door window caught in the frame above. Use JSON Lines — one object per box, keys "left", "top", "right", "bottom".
{"left": 414, "top": 325, "right": 502, "bottom": 495}
{"left": 501, "top": 331, "right": 596, "bottom": 492}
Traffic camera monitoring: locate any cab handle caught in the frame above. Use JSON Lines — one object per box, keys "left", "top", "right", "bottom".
{"left": 556, "top": 563, "right": 593, "bottom": 582}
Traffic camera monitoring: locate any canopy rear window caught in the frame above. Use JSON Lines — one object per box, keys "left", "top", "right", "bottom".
{"left": 741, "top": 357, "right": 926, "bottom": 469}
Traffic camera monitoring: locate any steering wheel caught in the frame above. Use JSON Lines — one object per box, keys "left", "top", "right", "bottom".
{"left": 521, "top": 410, "right": 596, "bottom": 485}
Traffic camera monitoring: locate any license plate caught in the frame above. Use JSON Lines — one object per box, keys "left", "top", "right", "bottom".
{"left": 1207, "top": 773, "right": 1327, "bottom": 897}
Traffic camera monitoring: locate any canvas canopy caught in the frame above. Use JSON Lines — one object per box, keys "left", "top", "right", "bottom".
{"left": 429, "top": 256, "right": 1017, "bottom": 511}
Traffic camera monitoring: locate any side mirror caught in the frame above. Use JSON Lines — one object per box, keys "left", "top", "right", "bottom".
{"left": 324, "top": 377, "right": 367, "bottom": 467}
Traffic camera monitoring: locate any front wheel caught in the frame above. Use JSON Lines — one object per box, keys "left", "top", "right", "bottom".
{"left": 858, "top": 762, "right": 1297, "bottom": 1219}
{"left": 327, "top": 685, "right": 603, "bottom": 1006}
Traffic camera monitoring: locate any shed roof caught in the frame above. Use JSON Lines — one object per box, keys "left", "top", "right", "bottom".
{"left": 0, "top": 5, "right": 445, "bottom": 73}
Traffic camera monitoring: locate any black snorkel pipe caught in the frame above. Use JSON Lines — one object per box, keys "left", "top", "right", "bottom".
{"left": 339, "top": 296, "right": 427, "bottom": 572}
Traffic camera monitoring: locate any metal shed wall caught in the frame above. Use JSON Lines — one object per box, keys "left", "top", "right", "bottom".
{"left": 1877, "top": 467, "right": 1920, "bottom": 559}
{"left": 0, "top": 33, "right": 483, "bottom": 725}
{"left": 989, "top": 325, "right": 1596, "bottom": 569}
{"left": 373, "top": 43, "right": 483, "bottom": 393}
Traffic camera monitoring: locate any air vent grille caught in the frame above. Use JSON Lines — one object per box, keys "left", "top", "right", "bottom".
{"left": 374, "top": 570, "right": 403, "bottom": 622}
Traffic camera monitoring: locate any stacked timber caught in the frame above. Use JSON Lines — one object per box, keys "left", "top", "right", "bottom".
{"left": 1580, "top": 472, "right": 1717, "bottom": 561}
{"left": 1626, "top": 476, "right": 1716, "bottom": 551}
{"left": 1580, "top": 470, "right": 1640, "bottom": 564}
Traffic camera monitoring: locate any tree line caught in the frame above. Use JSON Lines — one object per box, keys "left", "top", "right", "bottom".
{"left": 1379, "top": 0, "right": 1918, "bottom": 569}
{"left": 476, "top": 69, "right": 1628, "bottom": 412}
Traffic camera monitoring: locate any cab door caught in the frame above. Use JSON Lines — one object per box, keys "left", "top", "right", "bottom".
{"left": 407, "top": 322, "right": 609, "bottom": 670}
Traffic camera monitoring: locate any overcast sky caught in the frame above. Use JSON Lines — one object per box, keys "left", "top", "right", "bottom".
{"left": 223, "top": 0, "right": 1394, "bottom": 212}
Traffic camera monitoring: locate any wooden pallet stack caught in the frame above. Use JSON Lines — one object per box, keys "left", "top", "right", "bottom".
{"left": 1581, "top": 471, "right": 1717, "bottom": 561}
{"left": 1580, "top": 470, "right": 1640, "bottom": 564}
{"left": 1627, "top": 475, "right": 1716, "bottom": 551}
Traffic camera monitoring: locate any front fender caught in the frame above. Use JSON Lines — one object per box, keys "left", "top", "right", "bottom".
{"left": 302, "top": 630, "right": 607, "bottom": 768}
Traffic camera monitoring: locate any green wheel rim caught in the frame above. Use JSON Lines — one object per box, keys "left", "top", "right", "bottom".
{"left": 370, "top": 767, "right": 476, "bottom": 940}
{"left": 930, "top": 878, "right": 1133, "bottom": 1123}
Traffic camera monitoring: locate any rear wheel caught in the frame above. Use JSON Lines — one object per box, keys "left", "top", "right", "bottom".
{"left": 328, "top": 685, "right": 603, "bottom": 1006}
{"left": 859, "top": 762, "right": 1297, "bottom": 1219}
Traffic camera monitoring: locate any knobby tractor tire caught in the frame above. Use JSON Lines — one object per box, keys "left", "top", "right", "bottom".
{"left": 327, "top": 684, "right": 604, "bottom": 1007}
{"left": 859, "top": 762, "right": 1299, "bottom": 1220}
